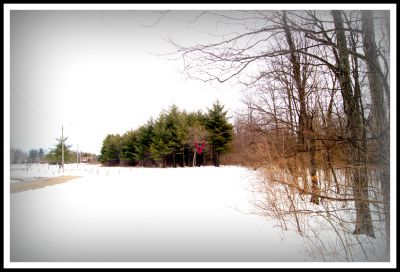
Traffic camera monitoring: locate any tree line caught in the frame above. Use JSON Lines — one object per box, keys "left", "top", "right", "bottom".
{"left": 98, "top": 101, "right": 233, "bottom": 168}
{"left": 10, "top": 148, "right": 49, "bottom": 164}
{"left": 10, "top": 144, "right": 97, "bottom": 165}
{"left": 43, "top": 137, "right": 98, "bottom": 165}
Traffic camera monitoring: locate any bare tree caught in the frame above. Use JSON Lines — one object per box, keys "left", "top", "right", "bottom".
{"left": 168, "top": 9, "right": 390, "bottom": 259}
{"left": 360, "top": 9, "right": 390, "bottom": 249}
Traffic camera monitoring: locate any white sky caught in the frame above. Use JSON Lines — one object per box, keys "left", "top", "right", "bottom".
{"left": 5, "top": 4, "right": 396, "bottom": 156}
{"left": 8, "top": 9, "right": 246, "bottom": 154}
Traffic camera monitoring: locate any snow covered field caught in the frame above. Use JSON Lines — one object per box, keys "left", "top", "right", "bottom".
{"left": 8, "top": 164, "right": 392, "bottom": 267}
{"left": 10, "top": 164, "right": 309, "bottom": 263}
{"left": 10, "top": 163, "right": 107, "bottom": 182}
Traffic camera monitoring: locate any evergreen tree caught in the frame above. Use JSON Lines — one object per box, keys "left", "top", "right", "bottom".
{"left": 205, "top": 101, "right": 234, "bottom": 167}
{"left": 165, "top": 105, "right": 188, "bottom": 167}
{"left": 97, "top": 103, "right": 232, "bottom": 168}
{"left": 134, "top": 120, "right": 155, "bottom": 166}
{"left": 187, "top": 110, "right": 207, "bottom": 126}
{"left": 45, "top": 136, "right": 73, "bottom": 165}
{"left": 120, "top": 130, "right": 138, "bottom": 166}
{"left": 99, "top": 134, "right": 122, "bottom": 166}
{"left": 150, "top": 113, "right": 173, "bottom": 167}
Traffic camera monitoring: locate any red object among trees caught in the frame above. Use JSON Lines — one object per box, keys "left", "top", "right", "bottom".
{"left": 195, "top": 142, "right": 205, "bottom": 154}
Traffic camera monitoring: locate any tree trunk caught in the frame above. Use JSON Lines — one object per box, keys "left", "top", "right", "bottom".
{"left": 361, "top": 10, "right": 390, "bottom": 246}
{"left": 192, "top": 148, "right": 196, "bottom": 167}
{"left": 309, "top": 136, "right": 320, "bottom": 204}
{"left": 283, "top": 11, "right": 320, "bottom": 203}
{"left": 184, "top": 149, "right": 186, "bottom": 167}
{"left": 173, "top": 152, "right": 176, "bottom": 168}
{"left": 216, "top": 150, "right": 220, "bottom": 167}
{"left": 332, "top": 10, "right": 374, "bottom": 237}
{"left": 212, "top": 145, "right": 216, "bottom": 166}
{"left": 282, "top": 11, "right": 307, "bottom": 148}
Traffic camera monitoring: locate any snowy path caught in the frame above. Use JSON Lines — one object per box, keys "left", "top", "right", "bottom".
{"left": 10, "top": 165, "right": 308, "bottom": 262}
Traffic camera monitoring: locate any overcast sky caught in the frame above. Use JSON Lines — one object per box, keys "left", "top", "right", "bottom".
{"left": 10, "top": 9, "right": 246, "bottom": 154}
{"left": 7, "top": 4, "right": 395, "bottom": 155}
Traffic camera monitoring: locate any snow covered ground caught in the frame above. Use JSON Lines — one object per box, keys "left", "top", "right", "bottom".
{"left": 10, "top": 164, "right": 309, "bottom": 263}
{"left": 8, "top": 164, "right": 392, "bottom": 267}
{"left": 10, "top": 163, "right": 106, "bottom": 182}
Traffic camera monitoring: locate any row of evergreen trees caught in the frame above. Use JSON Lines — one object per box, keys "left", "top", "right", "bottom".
{"left": 98, "top": 101, "right": 233, "bottom": 167}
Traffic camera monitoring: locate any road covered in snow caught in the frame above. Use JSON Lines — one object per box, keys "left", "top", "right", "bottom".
{"left": 10, "top": 164, "right": 309, "bottom": 262}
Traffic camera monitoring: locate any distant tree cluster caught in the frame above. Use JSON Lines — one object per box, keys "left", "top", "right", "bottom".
{"left": 99, "top": 101, "right": 233, "bottom": 167}
{"left": 42, "top": 136, "right": 97, "bottom": 165}
{"left": 10, "top": 148, "right": 28, "bottom": 164}
{"left": 10, "top": 148, "right": 46, "bottom": 164}
{"left": 28, "top": 148, "right": 45, "bottom": 163}
{"left": 11, "top": 140, "right": 97, "bottom": 166}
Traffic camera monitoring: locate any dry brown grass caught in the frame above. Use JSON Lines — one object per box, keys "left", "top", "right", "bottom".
{"left": 10, "top": 176, "right": 81, "bottom": 194}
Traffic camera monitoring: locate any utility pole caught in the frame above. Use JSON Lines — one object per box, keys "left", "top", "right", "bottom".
{"left": 76, "top": 144, "right": 79, "bottom": 166}
{"left": 62, "top": 125, "right": 64, "bottom": 172}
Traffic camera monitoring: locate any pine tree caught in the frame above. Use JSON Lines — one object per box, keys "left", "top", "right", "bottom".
{"left": 165, "top": 105, "right": 188, "bottom": 167}
{"left": 99, "top": 134, "right": 122, "bottom": 166}
{"left": 134, "top": 120, "right": 155, "bottom": 166}
{"left": 205, "top": 101, "right": 234, "bottom": 167}
{"left": 150, "top": 113, "right": 173, "bottom": 167}
{"left": 45, "top": 136, "right": 73, "bottom": 165}
{"left": 120, "top": 130, "right": 138, "bottom": 166}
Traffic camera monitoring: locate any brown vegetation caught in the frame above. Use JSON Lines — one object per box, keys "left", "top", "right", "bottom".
{"left": 11, "top": 176, "right": 81, "bottom": 194}
{"left": 176, "top": 10, "right": 390, "bottom": 259}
